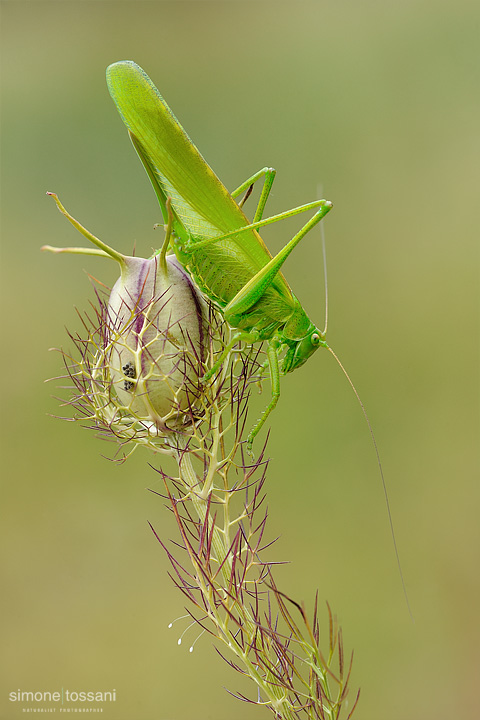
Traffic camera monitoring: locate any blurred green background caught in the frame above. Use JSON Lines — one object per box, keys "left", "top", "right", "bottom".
{"left": 1, "top": 1, "right": 478, "bottom": 718}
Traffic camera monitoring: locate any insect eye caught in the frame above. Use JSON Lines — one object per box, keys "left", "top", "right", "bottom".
{"left": 311, "top": 333, "right": 321, "bottom": 345}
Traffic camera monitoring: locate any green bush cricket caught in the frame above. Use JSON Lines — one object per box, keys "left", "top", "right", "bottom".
{"left": 45, "top": 60, "right": 412, "bottom": 616}
{"left": 106, "top": 60, "right": 335, "bottom": 453}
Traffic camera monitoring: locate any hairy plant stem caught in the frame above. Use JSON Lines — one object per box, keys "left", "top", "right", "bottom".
{"left": 172, "top": 431, "right": 298, "bottom": 720}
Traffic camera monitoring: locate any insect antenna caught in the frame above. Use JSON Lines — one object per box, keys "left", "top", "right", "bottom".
{"left": 326, "top": 344, "right": 414, "bottom": 622}
{"left": 316, "top": 184, "right": 329, "bottom": 336}
{"left": 320, "top": 219, "right": 329, "bottom": 336}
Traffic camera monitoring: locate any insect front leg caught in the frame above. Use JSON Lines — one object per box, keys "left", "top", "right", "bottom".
{"left": 246, "top": 338, "right": 281, "bottom": 455}
{"left": 231, "top": 167, "right": 276, "bottom": 222}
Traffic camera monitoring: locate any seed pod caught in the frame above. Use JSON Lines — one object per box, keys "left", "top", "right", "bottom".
{"left": 107, "top": 253, "right": 207, "bottom": 430}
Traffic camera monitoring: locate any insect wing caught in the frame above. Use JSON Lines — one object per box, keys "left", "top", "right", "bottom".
{"left": 106, "top": 61, "right": 293, "bottom": 300}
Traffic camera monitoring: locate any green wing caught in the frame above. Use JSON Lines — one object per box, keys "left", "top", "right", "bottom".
{"left": 106, "top": 60, "right": 293, "bottom": 300}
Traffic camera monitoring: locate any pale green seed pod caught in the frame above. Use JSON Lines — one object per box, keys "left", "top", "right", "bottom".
{"left": 106, "top": 254, "right": 207, "bottom": 430}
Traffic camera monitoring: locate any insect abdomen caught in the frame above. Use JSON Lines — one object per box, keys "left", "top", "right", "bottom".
{"left": 186, "top": 244, "right": 252, "bottom": 308}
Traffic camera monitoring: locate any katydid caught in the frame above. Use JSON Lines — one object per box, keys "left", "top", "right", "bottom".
{"left": 46, "top": 61, "right": 412, "bottom": 615}
{"left": 106, "top": 60, "right": 335, "bottom": 452}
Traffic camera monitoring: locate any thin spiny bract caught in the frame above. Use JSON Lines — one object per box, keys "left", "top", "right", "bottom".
{"left": 51, "top": 277, "right": 359, "bottom": 719}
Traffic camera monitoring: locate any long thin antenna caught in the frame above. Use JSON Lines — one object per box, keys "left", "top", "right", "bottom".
{"left": 320, "top": 220, "right": 328, "bottom": 336}
{"left": 327, "top": 344, "right": 414, "bottom": 622}
{"left": 316, "top": 184, "right": 328, "bottom": 335}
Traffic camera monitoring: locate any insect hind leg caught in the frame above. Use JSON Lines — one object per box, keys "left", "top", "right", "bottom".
{"left": 231, "top": 167, "right": 276, "bottom": 222}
